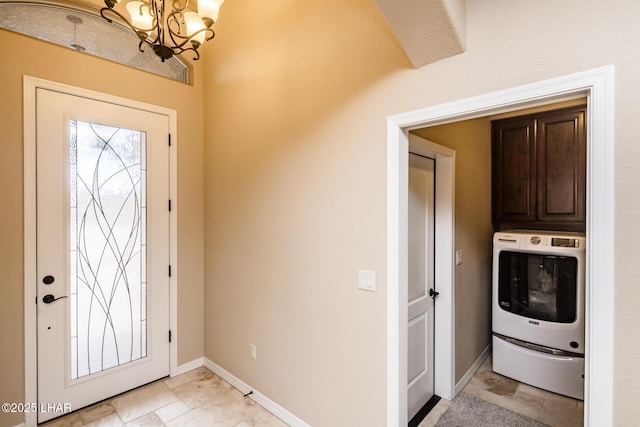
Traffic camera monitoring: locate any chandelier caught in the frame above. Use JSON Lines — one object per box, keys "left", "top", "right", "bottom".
{"left": 100, "top": 0, "right": 224, "bottom": 61}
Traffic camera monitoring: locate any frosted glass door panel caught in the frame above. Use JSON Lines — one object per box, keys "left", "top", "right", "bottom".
{"left": 69, "top": 120, "right": 148, "bottom": 379}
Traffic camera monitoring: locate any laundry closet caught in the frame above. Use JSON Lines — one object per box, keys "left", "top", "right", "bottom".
{"left": 490, "top": 104, "right": 587, "bottom": 400}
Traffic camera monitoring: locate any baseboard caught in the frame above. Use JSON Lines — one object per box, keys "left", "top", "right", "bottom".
{"left": 176, "top": 357, "right": 204, "bottom": 375}
{"left": 12, "top": 423, "right": 26, "bottom": 427}
{"left": 204, "top": 358, "right": 311, "bottom": 427}
{"left": 454, "top": 344, "right": 491, "bottom": 396}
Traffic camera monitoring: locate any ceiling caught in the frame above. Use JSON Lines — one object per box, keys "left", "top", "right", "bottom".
{"left": 68, "top": 0, "right": 469, "bottom": 68}
{"left": 7, "top": 0, "right": 468, "bottom": 68}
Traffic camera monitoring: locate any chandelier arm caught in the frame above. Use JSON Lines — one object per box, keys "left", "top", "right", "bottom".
{"left": 165, "top": 9, "right": 214, "bottom": 51}
{"left": 188, "top": 46, "right": 200, "bottom": 61}
{"left": 166, "top": 9, "right": 184, "bottom": 46}
{"left": 174, "top": 45, "right": 200, "bottom": 61}
{"left": 137, "top": 39, "right": 146, "bottom": 53}
{"left": 151, "top": 0, "right": 165, "bottom": 47}
{"left": 203, "top": 28, "right": 215, "bottom": 43}
{"left": 166, "top": 0, "right": 185, "bottom": 49}
{"left": 168, "top": 27, "right": 215, "bottom": 52}
{"left": 172, "top": 0, "right": 189, "bottom": 13}
{"left": 100, "top": 7, "right": 157, "bottom": 48}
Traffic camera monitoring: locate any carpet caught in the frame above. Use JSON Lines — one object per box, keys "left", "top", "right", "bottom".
{"left": 435, "top": 392, "right": 548, "bottom": 427}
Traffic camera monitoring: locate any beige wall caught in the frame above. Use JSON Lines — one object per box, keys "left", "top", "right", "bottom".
{"left": 0, "top": 29, "right": 205, "bottom": 426}
{"left": 201, "top": 2, "right": 404, "bottom": 425}
{"left": 412, "top": 120, "right": 493, "bottom": 382}
{"left": 202, "top": 0, "right": 640, "bottom": 425}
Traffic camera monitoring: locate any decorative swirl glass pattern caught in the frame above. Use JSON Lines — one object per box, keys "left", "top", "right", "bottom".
{"left": 69, "top": 120, "right": 147, "bottom": 380}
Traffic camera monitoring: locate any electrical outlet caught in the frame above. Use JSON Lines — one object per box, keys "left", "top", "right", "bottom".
{"left": 456, "top": 250, "right": 463, "bottom": 265}
{"left": 250, "top": 344, "right": 257, "bottom": 360}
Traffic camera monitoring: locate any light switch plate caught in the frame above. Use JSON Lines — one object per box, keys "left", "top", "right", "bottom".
{"left": 456, "top": 250, "right": 463, "bottom": 265}
{"left": 358, "top": 269, "right": 376, "bottom": 292}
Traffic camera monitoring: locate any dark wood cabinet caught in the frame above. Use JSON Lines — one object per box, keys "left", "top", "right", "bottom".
{"left": 492, "top": 106, "right": 586, "bottom": 231}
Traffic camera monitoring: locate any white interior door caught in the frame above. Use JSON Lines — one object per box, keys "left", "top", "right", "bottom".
{"left": 36, "top": 88, "right": 170, "bottom": 423}
{"left": 407, "top": 153, "right": 435, "bottom": 420}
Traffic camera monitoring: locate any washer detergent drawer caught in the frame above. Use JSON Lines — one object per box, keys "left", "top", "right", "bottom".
{"left": 492, "top": 335, "right": 584, "bottom": 400}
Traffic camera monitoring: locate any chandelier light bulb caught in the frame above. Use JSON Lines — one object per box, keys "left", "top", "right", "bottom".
{"left": 126, "top": 1, "right": 153, "bottom": 33}
{"left": 198, "top": 0, "right": 224, "bottom": 24}
{"left": 184, "top": 12, "right": 206, "bottom": 45}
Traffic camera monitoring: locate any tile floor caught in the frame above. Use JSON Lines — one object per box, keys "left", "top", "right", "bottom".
{"left": 42, "top": 367, "right": 287, "bottom": 427}
{"left": 420, "top": 356, "right": 584, "bottom": 426}
{"left": 43, "top": 357, "right": 583, "bottom": 427}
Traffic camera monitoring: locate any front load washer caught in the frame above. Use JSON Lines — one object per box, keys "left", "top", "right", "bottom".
{"left": 492, "top": 230, "right": 586, "bottom": 400}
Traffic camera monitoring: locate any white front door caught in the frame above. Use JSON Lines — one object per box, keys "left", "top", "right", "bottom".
{"left": 36, "top": 88, "right": 171, "bottom": 423}
{"left": 407, "top": 153, "right": 435, "bottom": 420}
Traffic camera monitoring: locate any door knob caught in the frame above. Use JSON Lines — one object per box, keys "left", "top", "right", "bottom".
{"left": 429, "top": 288, "right": 440, "bottom": 300}
{"left": 43, "top": 275, "right": 55, "bottom": 285}
{"left": 43, "top": 294, "right": 68, "bottom": 304}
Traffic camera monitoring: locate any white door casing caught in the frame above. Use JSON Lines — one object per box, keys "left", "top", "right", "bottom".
{"left": 407, "top": 153, "right": 435, "bottom": 420}
{"left": 24, "top": 77, "right": 179, "bottom": 426}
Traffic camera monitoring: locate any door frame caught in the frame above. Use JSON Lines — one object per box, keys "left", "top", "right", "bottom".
{"left": 23, "top": 76, "right": 179, "bottom": 426}
{"left": 407, "top": 139, "right": 455, "bottom": 420}
{"left": 386, "top": 66, "right": 614, "bottom": 426}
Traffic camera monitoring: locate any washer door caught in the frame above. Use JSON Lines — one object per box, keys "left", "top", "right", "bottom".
{"left": 497, "top": 251, "right": 578, "bottom": 323}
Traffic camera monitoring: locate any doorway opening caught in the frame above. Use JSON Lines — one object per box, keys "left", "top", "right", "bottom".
{"left": 386, "top": 66, "right": 614, "bottom": 426}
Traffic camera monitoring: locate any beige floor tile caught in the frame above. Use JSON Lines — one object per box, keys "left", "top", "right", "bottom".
{"left": 515, "top": 382, "right": 555, "bottom": 399}
{"left": 513, "top": 387, "right": 545, "bottom": 411}
{"left": 202, "top": 388, "right": 264, "bottom": 420}
{"left": 165, "top": 401, "right": 225, "bottom": 426}
{"left": 163, "top": 373, "right": 193, "bottom": 390}
{"left": 248, "top": 410, "right": 289, "bottom": 427}
{"left": 543, "top": 391, "right": 581, "bottom": 411}
{"left": 111, "top": 381, "right": 178, "bottom": 423}
{"left": 38, "top": 366, "right": 287, "bottom": 427}
{"left": 154, "top": 400, "right": 191, "bottom": 423}
{"left": 125, "top": 412, "right": 165, "bottom": 426}
{"left": 480, "top": 356, "right": 493, "bottom": 369}
{"left": 77, "top": 401, "right": 117, "bottom": 424}
{"left": 172, "top": 374, "right": 234, "bottom": 409}
{"left": 481, "top": 372, "right": 519, "bottom": 397}
{"left": 41, "top": 412, "right": 83, "bottom": 427}
{"left": 84, "top": 412, "right": 124, "bottom": 427}
{"left": 541, "top": 397, "right": 583, "bottom": 427}
{"left": 186, "top": 366, "right": 218, "bottom": 381}
{"left": 540, "top": 405, "right": 583, "bottom": 427}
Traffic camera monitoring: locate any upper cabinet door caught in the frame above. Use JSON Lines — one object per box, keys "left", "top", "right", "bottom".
{"left": 491, "top": 105, "right": 586, "bottom": 231}
{"left": 492, "top": 116, "right": 537, "bottom": 223}
{"left": 536, "top": 108, "right": 586, "bottom": 223}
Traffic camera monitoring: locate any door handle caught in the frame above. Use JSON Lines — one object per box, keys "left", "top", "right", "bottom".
{"left": 43, "top": 294, "right": 68, "bottom": 304}
{"left": 429, "top": 288, "right": 439, "bottom": 300}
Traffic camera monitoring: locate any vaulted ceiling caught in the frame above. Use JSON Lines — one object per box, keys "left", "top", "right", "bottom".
{"left": 16, "top": 0, "right": 467, "bottom": 68}
{"left": 76, "top": 0, "right": 468, "bottom": 67}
